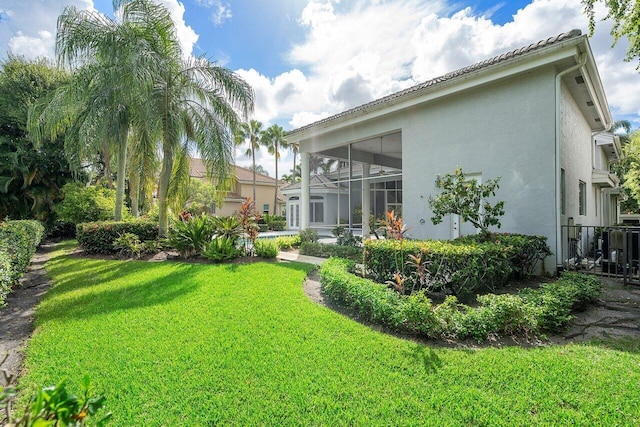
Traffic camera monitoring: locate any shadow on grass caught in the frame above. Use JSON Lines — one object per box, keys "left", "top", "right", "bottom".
{"left": 37, "top": 262, "right": 204, "bottom": 322}
{"left": 407, "top": 344, "right": 442, "bottom": 373}
{"left": 582, "top": 337, "right": 640, "bottom": 354}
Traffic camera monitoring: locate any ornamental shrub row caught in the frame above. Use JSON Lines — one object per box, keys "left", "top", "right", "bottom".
{"left": 320, "top": 258, "right": 601, "bottom": 341}
{"left": 76, "top": 220, "right": 158, "bottom": 254}
{"left": 0, "top": 220, "right": 45, "bottom": 306}
{"left": 300, "top": 242, "right": 363, "bottom": 262}
{"left": 364, "top": 234, "right": 551, "bottom": 298}
{"left": 364, "top": 239, "right": 513, "bottom": 298}
{"left": 455, "top": 233, "right": 552, "bottom": 277}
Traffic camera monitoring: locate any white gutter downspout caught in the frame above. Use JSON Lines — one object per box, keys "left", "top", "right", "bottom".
{"left": 555, "top": 53, "right": 587, "bottom": 269}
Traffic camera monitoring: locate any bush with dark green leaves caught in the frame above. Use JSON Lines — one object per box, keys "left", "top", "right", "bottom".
{"left": 364, "top": 239, "right": 512, "bottom": 299}
{"left": 0, "top": 220, "right": 45, "bottom": 305}
{"left": 76, "top": 220, "right": 158, "bottom": 254}
{"left": 300, "top": 242, "right": 363, "bottom": 262}
{"left": 299, "top": 229, "right": 319, "bottom": 243}
{"left": 320, "top": 258, "right": 602, "bottom": 341}
{"left": 268, "top": 220, "right": 286, "bottom": 231}
{"left": 455, "top": 233, "right": 552, "bottom": 277}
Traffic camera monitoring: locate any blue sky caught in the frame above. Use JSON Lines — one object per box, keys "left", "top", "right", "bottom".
{"left": 1, "top": 0, "right": 639, "bottom": 175}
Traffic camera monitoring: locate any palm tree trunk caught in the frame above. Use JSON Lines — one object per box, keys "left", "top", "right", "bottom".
{"left": 114, "top": 124, "right": 129, "bottom": 221}
{"left": 157, "top": 146, "right": 173, "bottom": 237}
{"left": 252, "top": 147, "right": 256, "bottom": 204}
{"left": 102, "top": 142, "right": 113, "bottom": 189}
{"left": 129, "top": 169, "right": 140, "bottom": 217}
{"left": 273, "top": 140, "right": 278, "bottom": 215}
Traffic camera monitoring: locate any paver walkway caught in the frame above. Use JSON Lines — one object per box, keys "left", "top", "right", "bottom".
{"left": 0, "top": 242, "right": 55, "bottom": 385}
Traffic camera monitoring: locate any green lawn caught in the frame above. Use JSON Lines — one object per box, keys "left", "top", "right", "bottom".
{"left": 19, "top": 242, "right": 640, "bottom": 425}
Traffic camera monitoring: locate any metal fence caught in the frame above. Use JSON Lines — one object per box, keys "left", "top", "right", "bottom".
{"left": 561, "top": 225, "right": 640, "bottom": 285}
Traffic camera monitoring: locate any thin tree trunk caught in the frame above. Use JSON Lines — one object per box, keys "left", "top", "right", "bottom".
{"left": 273, "top": 140, "right": 278, "bottom": 215}
{"left": 103, "top": 142, "right": 113, "bottom": 189}
{"left": 114, "top": 124, "right": 128, "bottom": 221}
{"left": 157, "top": 146, "right": 173, "bottom": 237}
{"left": 129, "top": 169, "right": 140, "bottom": 217}
{"left": 252, "top": 147, "right": 256, "bottom": 204}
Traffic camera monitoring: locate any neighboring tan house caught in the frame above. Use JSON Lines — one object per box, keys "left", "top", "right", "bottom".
{"left": 284, "top": 29, "right": 620, "bottom": 272}
{"left": 189, "top": 158, "right": 286, "bottom": 217}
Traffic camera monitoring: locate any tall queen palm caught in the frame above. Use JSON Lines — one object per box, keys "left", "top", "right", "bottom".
{"left": 113, "top": 0, "right": 254, "bottom": 236}
{"left": 30, "top": 0, "right": 163, "bottom": 220}
{"left": 263, "top": 124, "right": 288, "bottom": 215}
{"left": 234, "top": 120, "right": 264, "bottom": 204}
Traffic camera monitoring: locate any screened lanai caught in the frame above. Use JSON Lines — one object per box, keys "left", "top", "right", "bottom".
{"left": 282, "top": 132, "right": 402, "bottom": 235}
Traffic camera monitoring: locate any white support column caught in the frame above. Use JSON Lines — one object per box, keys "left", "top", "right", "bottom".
{"left": 361, "top": 163, "right": 371, "bottom": 238}
{"left": 301, "top": 151, "right": 310, "bottom": 230}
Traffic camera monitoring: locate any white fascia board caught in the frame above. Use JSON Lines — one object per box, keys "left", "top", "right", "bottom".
{"left": 582, "top": 42, "right": 613, "bottom": 129}
{"left": 289, "top": 43, "right": 582, "bottom": 143}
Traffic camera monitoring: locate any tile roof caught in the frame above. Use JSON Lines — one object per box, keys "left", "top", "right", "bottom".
{"left": 289, "top": 29, "right": 583, "bottom": 135}
{"left": 190, "top": 158, "right": 280, "bottom": 184}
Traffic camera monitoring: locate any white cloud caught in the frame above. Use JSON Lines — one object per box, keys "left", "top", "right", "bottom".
{"left": 236, "top": 0, "right": 640, "bottom": 130}
{"left": 0, "top": 0, "right": 198, "bottom": 60}
{"left": 194, "top": 0, "right": 232, "bottom": 27}
{"left": 0, "top": 0, "right": 94, "bottom": 60}
{"left": 157, "top": 0, "right": 199, "bottom": 57}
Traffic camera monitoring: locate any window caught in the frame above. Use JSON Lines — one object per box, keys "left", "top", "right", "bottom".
{"left": 560, "top": 169, "right": 565, "bottom": 215}
{"left": 579, "top": 180, "right": 586, "bottom": 215}
{"left": 310, "top": 196, "right": 324, "bottom": 223}
{"left": 263, "top": 204, "right": 269, "bottom": 214}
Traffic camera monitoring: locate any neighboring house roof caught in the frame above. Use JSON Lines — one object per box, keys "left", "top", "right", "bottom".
{"left": 189, "top": 158, "right": 286, "bottom": 203}
{"left": 288, "top": 29, "right": 609, "bottom": 137}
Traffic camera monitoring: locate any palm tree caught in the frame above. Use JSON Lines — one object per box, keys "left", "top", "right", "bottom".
{"left": 141, "top": 37, "right": 252, "bottom": 236}
{"left": 263, "top": 124, "right": 288, "bottom": 215}
{"left": 30, "top": 0, "right": 159, "bottom": 220}
{"left": 234, "top": 120, "right": 264, "bottom": 204}
{"left": 290, "top": 141, "right": 299, "bottom": 179}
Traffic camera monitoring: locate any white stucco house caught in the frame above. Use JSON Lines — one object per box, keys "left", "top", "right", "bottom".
{"left": 284, "top": 29, "right": 621, "bottom": 271}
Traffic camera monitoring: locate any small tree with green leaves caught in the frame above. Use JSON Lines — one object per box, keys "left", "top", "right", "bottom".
{"left": 428, "top": 167, "right": 505, "bottom": 236}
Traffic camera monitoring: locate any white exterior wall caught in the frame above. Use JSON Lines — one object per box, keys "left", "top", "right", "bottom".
{"left": 560, "top": 83, "right": 597, "bottom": 228}
{"left": 403, "top": 70, "right": 557, "bottom": 246}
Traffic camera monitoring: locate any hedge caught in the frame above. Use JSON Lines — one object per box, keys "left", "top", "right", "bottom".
{"left": 76, "top": 220, "right": 159, "bottom": 254}
{"left": 454, "top": 233, "right": 552, "bottom": 277}
{"left": 364, "top": 239, "right": 512, "bottom": 298}
{"left": 300, "top": 242, "right": 363, "bottom": 262}
{"left": 320, "top": 258, "right": 602, "bottom": 341}
{"left": 0, "top": 220, "right": 45, "bottom": 306}
{"left": 364, "top": 234, "right": 552, "bottom": 298}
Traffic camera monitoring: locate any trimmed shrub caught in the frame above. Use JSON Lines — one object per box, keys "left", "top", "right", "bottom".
{"left": 273, "top": 234, "right": 301, "bottom": 250}
{"left": 0, "top": 220, "right": 45, "bottom": 305}
{"left": 46, "top": 221, "right": 76, "bottom": 239}
{"left": 455, "top": 233, "right": 552, "bottom": 277}
{"left": 76, "top": 220, "right": 158, "bottom": 254}
{"left": 254, "top": 239, "right": 279, "bottom": 258}
{"left": 301, "top": 242, "right": 363, "bottom": 262}
{"left": 268, "top": 220, "right": 286, "bottom": 231}
{"left": 364, "top": 239, "right": 511, "bottom": 299}
{"left": 520, "top": 272, "right": 601, "bottom": 331}
{"left": 320, "top": 258, "right": 602, "bottom": 341}
{"left": 299, "top": 229, "right": 319, "bottom": 243}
